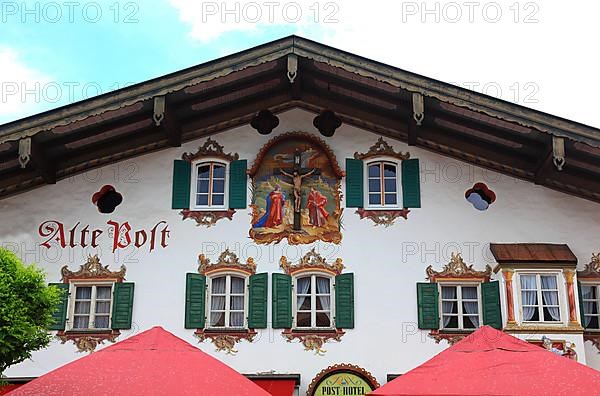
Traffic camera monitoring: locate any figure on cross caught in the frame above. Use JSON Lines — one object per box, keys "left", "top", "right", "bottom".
{"left": 280, "top": 168, "right": 315, "bottom": 213}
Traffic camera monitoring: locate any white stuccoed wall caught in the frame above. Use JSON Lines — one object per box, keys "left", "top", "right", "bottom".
{"left": 2, "top": 108, "right": 600, "bottom": 392}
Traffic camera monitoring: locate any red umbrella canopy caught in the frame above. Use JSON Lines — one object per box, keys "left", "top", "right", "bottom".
{"left": 9, "top": 326, "right": 270, "bottom": 396}
{"left": 372, "top": 326, "right": 600, "bottom": 396}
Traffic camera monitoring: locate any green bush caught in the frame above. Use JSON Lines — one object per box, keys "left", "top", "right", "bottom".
{"left": 0, "top": 248, "right": 60, "bottom": 376}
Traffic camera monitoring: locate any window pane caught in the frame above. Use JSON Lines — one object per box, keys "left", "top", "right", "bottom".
{"left": 297, "top": 277, "right": 311, "bottom": 294}
{"left": 96, "top": 286, "right": 111, "bottom": 299}
{"left": 441, "top": 286, "right": 457, "bottom": 299}
{"left": 316, "top": 277, "right": 330, "bottom": 294}
{"left": 443, "top": 316, "right": 458, "bottom": 328}
{"left": 582, "top": 285, "right": 596, "bottom": 300}
{"left": 541, "top": 275, "right": 558, "bottom": 290}
{"left": 384, "top": 178, "right": 397, "bottom": 192}
{"left": 464, "top": 316, "right": 479, "bottom": 329}
{"left": 543, "top": 307, "right": 560, "bottom": 322}
{"left": 196, "top": 194, "right": 209, "bottom": 206}
{"left": 522, "top": 291, "right": 538, "bottom": 305}
{"left": 197, "top": 179, "right": 209, "bottom": 193}
{"left": 212, "top": 179, "right": 225, "bottom": 194}
{"left": 383, "top": 164, "right": 396, "bottom": 178}
{"left": 297, "top": 296, "right": 311, "bottom": 311}
{"left": 230, "top": 296, "right": 244, "bottom": 310}
{"left": 95, "top": 316, "right": 110, "bottom": 329}
{"left": 210, "top": 296, "right": 225, "bottom": 310}
{"left": 297, "top": 312, "right": 311, "bottom": 327}
{"left": 588, "top": 316, "right": 599, "bottom": 329}
{"left": 210, "top": 312, "right": 225, "bottom": 327}
{"left": 368, "top": 164, "right": 380, "bottom": 177}
{"left": 74, "top": 301, "right": 91, "bottom": 314}
{"left": 384, "top": 194, "right": 397, "bottom": 205}
{"left": 463, "top": 301, "right": 479, "bottom": 314}
{"left": 316, "top": 312, "right": 331, "bottom": 327}
{"left": 585, "top": 303, "right": 599, "bottom": 315}
{"left": 73, "top": 316, "right": 89, "bottom": 329}
{"left": 75, "top": 287, "right": 92, "bottom": 299}
{"left": 230, "top": 277, "right": 245, "bottom": 294}
{"left": 369, "top": 194, "right": 381, "bottom": 205}
{"left": 198, "top": 165, "right": 210, "bottom": 179}
{"left": 442, "top": 301, "right": 457, "bottom": 314}
{"left": 212, "top": 277, "right": 226, "bottom": 294}
{"left": 316, "top": 296, "right": 330, "bottom": 310}
{"left": 96, "top": 301, "right": 111, "bottom": 314}
{"left": 213, "top": 165, "right": 226, "bottom": 179}
{"left": 368, "top": 179, "right": 381, "bottom": 193}
{"left": 212, "top": 194, "right": 224, "bottom": 206}
{"left": 462, "top": 287, "right": 478, "bottom": 300}
{"left": 230, "top": 312, "right": 244, "bottom": 327}
{"left": 520, "top": 275, "right": 537, "bottom": 290}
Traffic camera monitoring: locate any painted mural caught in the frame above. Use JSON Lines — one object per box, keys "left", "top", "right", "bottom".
{"left": 248, "top": 132, "right": 344, "bottom": 245}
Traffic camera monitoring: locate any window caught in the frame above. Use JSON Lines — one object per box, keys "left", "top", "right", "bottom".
{"left": 440, "top": 285, "right": 481, "bottom": 330}
{"left": 366, "top": 160, "right": 399, "bottom": 208}
{"left": 520, "top": 274, "right": 562, "bottom": 322}
{"left": 69, "top": 283, "right": 113, "bottom": 330}
{"left": 581, "top": 284, "right": 600, "bottom": 330}
{"left": 295, "top": 275, "right": 333, "bottom": 329}
{"left": 192, "top": 161, "right": 227, "bottom": 210}
{"left": 208, "top": 275, "right": 246, "bottom": 328}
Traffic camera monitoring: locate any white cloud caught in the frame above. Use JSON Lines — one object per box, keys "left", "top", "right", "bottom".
{"left": 0, "top": 47, "right": 52, "bottom": 124}
{"left": 168, "top": 0, "right": 600, "bottom": 128}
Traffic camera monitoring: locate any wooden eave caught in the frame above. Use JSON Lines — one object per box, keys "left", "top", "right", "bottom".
{"left": 0, "top": 35, "right": 599, "bottom": 202}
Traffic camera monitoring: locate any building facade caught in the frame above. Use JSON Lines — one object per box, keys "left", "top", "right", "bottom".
{"left": 1, "top": 37, "right": 600, "bottom": 395}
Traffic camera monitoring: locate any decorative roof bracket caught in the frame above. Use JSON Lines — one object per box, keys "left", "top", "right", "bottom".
{"left": 287, "top": 54, "right": 298, "bottom": 84}
{"left": 412, "top": 92, "right": 425, "bottom": 126}
{"left": 553, "top": 136, "right": 565, "bottom": 171}
{"left": 153, "top": 95, "right": 166, "bottom": 126}
{"left": 18, "top": 137, "right": 31, "bottom": 168}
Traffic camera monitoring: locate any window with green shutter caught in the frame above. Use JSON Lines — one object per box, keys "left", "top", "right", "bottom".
{"left": 111, "top": 282, "right": 135, "bottom": 330}
{"left": 402, "top": 158, "right": 421, "bottom": 208}
{"left": 172, "top": 159, "right": 191, "bottom": 209}
{"left": 417, "top": 282, "right": 439, "bottom": 329}
{"left": 481, "top": 281, "right": 502, "bottom": 329}
{"left": 185, "top": 273, "right": 206, "bottom": 329}
{"left": 49, "top": 283, "right": 69, "bottom": 331}
{"left": 248, "top": 273, "right": 268, "bottom": 329}
{"left": 229, "top": 159, "right": 247, "bottom": 209}
{"left": 272, "top": 273, "right": 292, "bottom": 329}
{"left": 345, "top": 158, "right": 364, "bottom": 208}
{"left": 335, "top": 273, "right": 354, "bottom": 329}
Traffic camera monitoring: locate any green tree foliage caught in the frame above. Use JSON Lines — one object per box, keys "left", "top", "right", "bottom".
{"left": 0, "top": 248, "right": 60, "bottom": 376}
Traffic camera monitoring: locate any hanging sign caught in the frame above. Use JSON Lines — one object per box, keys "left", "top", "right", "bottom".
{"left": 308, "top": 364, "right": 379, "bottom": 396}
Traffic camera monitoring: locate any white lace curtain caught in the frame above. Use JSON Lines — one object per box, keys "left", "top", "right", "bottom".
{"left": 316, "top": 277, "right": 331, "bottom": 320}
{"left": 297, "top": 277, "right": 311, "bottom": 311}
{"left": 541, "top": 276, "right": 560, "bottom": 321}
{"left": 210, "top": 277, "right": 226, "bottom": 326}
{"left": 521, "top": 275, "right": 538, "bottom": 321}
{"left": 462, "top": 287, "right": 479, "bottom": 327}
{"left": 582, "top": 286, "right": 596, "bottom": 327}
{"left": 441, "top": 287, "right": 456, "bottom": 327}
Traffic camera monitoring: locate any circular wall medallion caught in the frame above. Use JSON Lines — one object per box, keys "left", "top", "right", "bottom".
{"left": 307, "top": 364, "right": 379, "bottom": 396}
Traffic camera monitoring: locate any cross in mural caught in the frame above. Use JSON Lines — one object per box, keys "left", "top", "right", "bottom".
{"left": 277, "top": 149, "right": 320, "bottom": 231}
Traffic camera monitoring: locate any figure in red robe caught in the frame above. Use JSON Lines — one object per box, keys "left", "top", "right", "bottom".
{"left": 306, "top": 187, "right": 329, "bottom": 227}
{"left": 253, "top": 185, "right": 285, "bottom": 228}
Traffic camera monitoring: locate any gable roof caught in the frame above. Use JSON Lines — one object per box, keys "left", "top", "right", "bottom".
{"left": 0, "top": 35, "right": 599, "bottom": 202}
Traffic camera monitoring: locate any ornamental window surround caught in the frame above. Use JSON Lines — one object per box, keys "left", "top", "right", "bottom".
{"left": 364, "top": 158, "right": 401, "bottom": 209}
{"left": 439, "top": 283, "right": 482, "bottom": 331}
{"left": 190, "top": 159, "right": 229, "bottom": 211}
{"left": 517, "top": 272, "right": 564, "bottom": 324}
{"left": 68, "top": 282, "right": 114, "bottom": 331}
{"left": 207, "top": 272, "right": 248, "bottom": 329}
{"left": 293, "top": 273, "right": 335, "bottom": 330}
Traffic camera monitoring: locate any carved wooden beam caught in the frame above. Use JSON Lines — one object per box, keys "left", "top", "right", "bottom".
{"left": 534, "top": 136, "right": 554, "bottom": 185}
{"left": 28, "top": 136, "right": 56, "bottom": 184}
{"left": 154, "top": 96, "right": 182, "bottom": 147}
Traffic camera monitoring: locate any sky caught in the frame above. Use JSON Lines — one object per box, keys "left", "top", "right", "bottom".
{"left": 1, "top": 0, "right": 599, "bottom": 128}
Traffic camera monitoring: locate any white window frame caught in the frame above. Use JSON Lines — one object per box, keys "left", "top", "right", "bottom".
{"left": 293, "top": 272, "right": 335, "bottom": 330}
{"left": 67, "top": 281, "right": 114, "bottom": 331}
{"left": 363, "top": 156, "right": 402, "bottom": 210}
{"left": 206, "top": 272, "right": 248, "bottom": 330}
{"left": 190, "top": 158, "right": 229, "bottom": 211}
{"left": 437, "top": 282, "right": 483, "bottom": 331}
{"left": 516, "top": 271, "right": 566, "bottom": 325}
{"left": 579, "top": 282, "right": 600, "bottom": 331}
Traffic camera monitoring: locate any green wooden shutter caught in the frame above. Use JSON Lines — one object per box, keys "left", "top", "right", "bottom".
{"left": 172, "top": 159, "right": 191, "bottom": 209}
{"left": 111, "top": 282, "right": 134, "bottom": 330}
{"left": 417, "top": 283, "right": 439, "bottom": 329}
{"left": 229, "top": 159, "right": 247, "bottom": 209}
{"left": 248, "top": 273, "right": 268, "bottom": 329}
{"left": 335, "top": 273, "right": 354, "bottom": 329}
{"left": 185, "top": 273, "right": 206, "bottom": 329}
{"left": 272, "top": 273, "right": 292, "bottom": 329}
{"left": 402, "top": 158, "right": 421, "bottom": 208}
{"left": 578, "top": 281, "right": 586, "bottom": 328}
{"left": 345, "top": 158, "right": 364, "bottom": 208}
{"left": 482, "top": 281, "right": 502, "bottom": 329}
{"left": 49, "top": 283, "right": 69, "bottom": 331}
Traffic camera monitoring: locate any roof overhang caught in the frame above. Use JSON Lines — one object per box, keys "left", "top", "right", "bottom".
{"left": 1, "top": 36, "right": 599, "bottom": 202}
